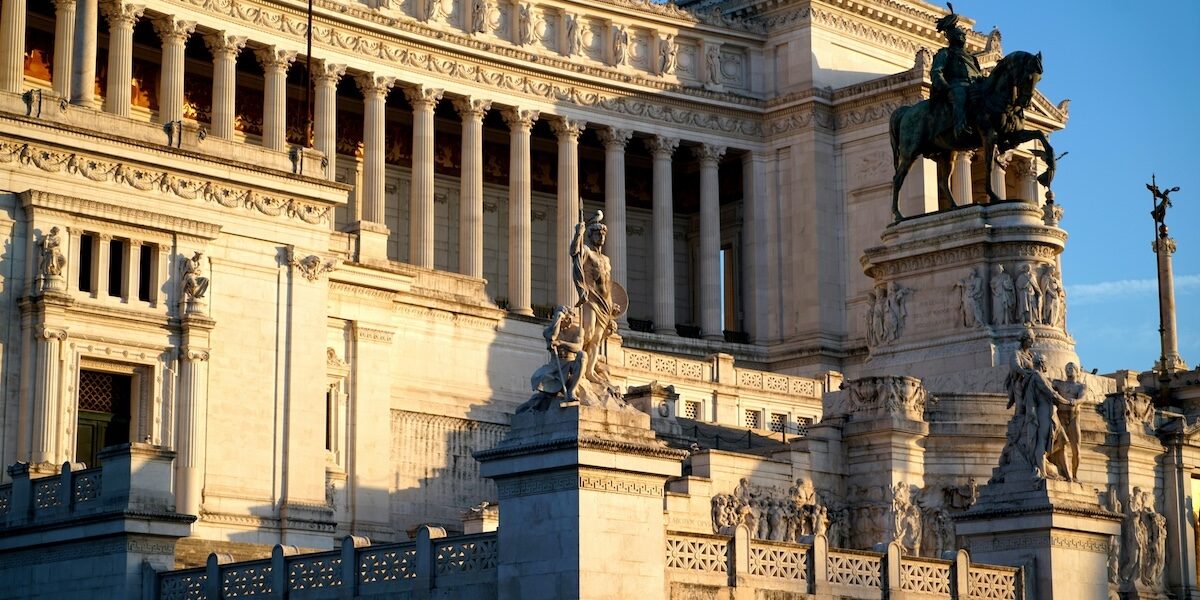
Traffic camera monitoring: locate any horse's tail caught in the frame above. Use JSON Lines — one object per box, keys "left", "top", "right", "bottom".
{"left": 889, "top": 107, "right": 909, "bottom": 169}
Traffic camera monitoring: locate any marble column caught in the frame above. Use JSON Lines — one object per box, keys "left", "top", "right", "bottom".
{"left": 597, "top": 127, "right": 631, "bottom": 325}
{"left": 646, "top": 135, "right": 678, "bottom": 334}
{"left": 52, "top": 0, "right": 77, "bottom": 98}
{"left": 989, "top": 152, "right": 1008, "bottom": 202}
{"left": 453, "top": 96, "right": 491, "bottom": 278}
{"left": 255, "top": 46, "right": 296, "bottom": 151}
{"left": 551, "top": 116, "right": 586, "bottom": 307}
{"left": 70, "top": 0, "right": 97, "bottom": 106}
{"left": 952, "top": 150, "right": 973, "bottom": 206}
{"left": 1155, "top": 228, "right": 1188, "bottom": 372}
{"left": 203, "top": 31, "right": 246, "bottom": 140}
{"left": 313, "top": 61, "right": 345, "bottom": 181}
{"left": 1021, "top": 157, "right": 1039, "bottom": 202}
{"left": 502, "top": 107, "right": 539, "bottom": 316}
{"left": 0, "top": 0, "right": 26, "bottom": 92}
{"left": 99, "top": 0, "right": 144, "bottom": 117}
{"left": 30, "top": 326, "right": 68, "bottom": 467}
{"left": 153, "top": 16, "right": 195, "bottom": 125}
{"left": 404, "top": 85, "right": 444, "bottom": 269}
{"left": 694, "top": 143, "right": 726, "bottom": 340}
{"left": 356, "top": 74, "right": 396, "bottom": 226}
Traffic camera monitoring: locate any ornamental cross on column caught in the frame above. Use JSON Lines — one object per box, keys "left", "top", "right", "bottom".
{"left": 1146, "top": 174, "right": 1188, "bottom": 396}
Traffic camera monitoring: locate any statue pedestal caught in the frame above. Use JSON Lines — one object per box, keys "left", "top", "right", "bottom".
{"left": 476, "top": 403, "right": 686, "bottom": 600}
{"left": 861, "top": 201, "right": 1078, "bottom": 382}
{"left": 956, "top": 476, "right": 1122, "bottom": 600}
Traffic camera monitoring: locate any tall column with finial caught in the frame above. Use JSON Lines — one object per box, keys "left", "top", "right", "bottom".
{"left": 453, "top": 97, "right": 491, "bottom": 279}
{"left": 255, "top": 46, "right": 296, "bottom": 151}
{"left": 598, "top": 127, "right": 631, "bottom": 326}
{"left": 695, "top": 143, "right": 726, "bottom": 340}
{"left": 313, "top": 62, "right": 345, "bottom": 181}
{"left": 1154, "top": 228, "right": 1186, "bottom": 372}
{"left": 52, "top": 0, "right": 77, "bottom": 98}
{"left": 646, "top": 135, "right": 679, "bottom": 335}
{"left": 551, "top": 116, "right": 586, "bottom": 307}
{"left": 405, "top": 85, "right": 444, "bottom": 269}
{"left": 153, "top": 16, "right": 195, "bottom": 125}
{"left": 99, "top": 0, "right": 143, "bottom": 117}
{"left": 502, "top": 108, "right": 539, "bottom": 316}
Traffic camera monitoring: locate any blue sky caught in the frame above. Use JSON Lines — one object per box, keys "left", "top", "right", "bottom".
{"left": 962, "top": 1, "right": 1199, "bottom": 373}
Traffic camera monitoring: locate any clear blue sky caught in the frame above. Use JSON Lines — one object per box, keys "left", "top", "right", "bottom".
{"left": 964, "top": 1, "right": 1199, "bottom": 373}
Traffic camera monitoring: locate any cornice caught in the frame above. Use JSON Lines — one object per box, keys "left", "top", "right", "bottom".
{"left": 20, "top": 190, "right": 223, "bottom": 240}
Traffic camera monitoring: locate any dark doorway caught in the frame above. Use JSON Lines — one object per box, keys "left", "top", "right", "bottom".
{"left": 75, "top": 369, "right": 133, "bottom": 467}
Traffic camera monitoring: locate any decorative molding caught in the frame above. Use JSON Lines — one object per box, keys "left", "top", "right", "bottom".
{"left": 495, "top": 470, "right": 665, "bottom": 498}
{"left": 0, "top": 141, "right": 331, "bottom": 226}
{"left": 286, "top": 247, "right": 340, "bottom": 282}
{"left": 20, "top": 190, "right": 223, "bottom": 240}
{"left": 354, "top": 326, "right": 395, "bottom": 344}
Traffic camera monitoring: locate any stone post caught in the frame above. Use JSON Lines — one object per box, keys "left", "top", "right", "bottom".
{"left": 313, "top": 62, "right": 345, "bottom": 181}
{"left": 354, "top": 73, "right": 395, "bottom": 261}
{"left": 348, "top": 323, "right": 397, "bottom": 538}
{"left": 405, "top": 85, "right": 443, "bottom": 269}
{"left": 1154, "top": 228, "right": 1187, "bottom": 373}
{"left": 551, "top": 116, "right": 586, "bottom": 307}
{"left": 255, "top": 46, "right": 296, "bottom": 151}
{"left": 952, "top": 150, "right": 973, "bottom": 206}
{"left": 476, "top": 405, "right": 686, "bottom": 599}
{"left": 598, "top": 127, "right": 631, "bottom": 326}
{"left": 203, "top": 32, "right": 246, "bottom": 140}
{"left": 502, "top": 107, "right": 539, "bottom": 316}
{"left": 646, "top": 135, "right": 678, "bottom": 334}
{"left": 741, "top": 150, "right": 776, "bottom": 343}
{"left": 52, "top": 0, "right": 77, "bottom": 98}
{"left": 453, "top": 97, "right": 491, "bottom": 278}
{"left": 70, "top": 0, "right": 98, "bottom": 106}
{"left": 153, "top": 16, "right": 195, "bottom": 125}
{"left": 0, "top": 0, "right": 26, "bottom": 92}
{"left": 694, "top": 143, "right": 725, "bottom": 340}
{"left": 175, "top": 311, "right": 213, "bottom": 516}
{"left": 99, "top": 0, "right": 143, "bottom": 117}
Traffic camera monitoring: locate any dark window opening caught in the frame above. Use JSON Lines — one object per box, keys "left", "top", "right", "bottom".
{"left": 107, "top": 239, "right": 125, "bottom": 297}
{"left": 75, "top": 369, "right": 132, "bottom": 468}
{"left": 78, "top": 233, "right": 95, "bottom": 292}
{"left": 137, "top": 245, "right": 153, "bottom": 302}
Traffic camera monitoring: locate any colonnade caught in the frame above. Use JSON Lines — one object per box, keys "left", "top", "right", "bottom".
{"left": 0, "top": 1, "right": 751, "bottom": 339}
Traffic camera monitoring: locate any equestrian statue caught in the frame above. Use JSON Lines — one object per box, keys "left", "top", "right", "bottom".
{"left": 890, "top": 4, "right": 1056, "bottom": 221}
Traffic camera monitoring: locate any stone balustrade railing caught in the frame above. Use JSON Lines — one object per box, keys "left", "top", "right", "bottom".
{"left": 0, "top": 443, "right": 178, "bottom": 529}
{"left": 664, "top": 530, "right": 1021, "bottom": 599}
{"left": 157, "top": 528, "right": 498, "bottom": 600}
{"left": 623, "top": 349, "right": 824, "bottom": 399}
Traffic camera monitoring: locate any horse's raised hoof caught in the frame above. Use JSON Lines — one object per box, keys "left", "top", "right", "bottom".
{"left": 892, "top": 209, "right": 904, "bottom": 222}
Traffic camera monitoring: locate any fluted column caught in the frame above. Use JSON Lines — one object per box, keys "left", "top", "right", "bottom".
{"left": 356, "top": 74, "right": 395, "bottom": 226}
{"left": 313, "top": 61, "right": 345, "bottom": 180}
{"left": 502, "top": 108, "right": 539, "bottom": 316}
{"left": 203, "top": 31, "right": 245, "bottom": 139}
{"left": 99, "top": 1, "right": 143, "bottom": 117}
{"left": 551, "top": 116, "right": 586, "bottom": 307}
{"left": 646, "top": 135, "right": 679, "bottom": 334}
{"left": 404, "top": 85, "right": 443, "bottom": 269}
{"left": 255, "top": 46, "right": 296, "bottom": 151}
{"left": 31, "top": 326, "right": 68, "bottom": 466}
{"left": 1155, "top": 228, "right": 1187, "bottom": 372}
{"left": 952, "top": 150, "right": 973, "bottom": 206}
{"left": 52, "top": 0, "right": 77, "bottom": 97}
{"left": 598, "top": 127, "right": 631, "bottom": 325}
{"left": 453, "top": 97, "right": 491, "bottom": 278}
{"left": 0, "top": 0, "right": 27, "bottom": 92}
{"left": 153, "top": 16, "right": 195, "bottom": 125}
{"left": 70, "top": 0, "right": 97, "bottom": 105}
{"left": 695, "top": 143, "right": 726, "bottom": 340}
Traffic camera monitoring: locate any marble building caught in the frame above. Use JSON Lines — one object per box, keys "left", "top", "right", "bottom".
{"left": 0, "top": 0, "right": 1197, "bottom": 598}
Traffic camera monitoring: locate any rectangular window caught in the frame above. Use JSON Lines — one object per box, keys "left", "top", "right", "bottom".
{"left": 683, "top": 400, "right": 701, "bottom": 420}
{"left": 77, "top": 233, "right": 95, "bottom": 292}
{"left": 744, "top": 409, "right": 761, "bottom": 430}
{"left": 769, "top": 413, "right": 786, "bottom": 433}
{"left": 107, "top": 238, "right": 126, "bottom": 297}
{"left": 137, "top": 245, "right": 153, "bottom": 302}
{"left": 794, "top": 417, "right": 813, "bottom": 437}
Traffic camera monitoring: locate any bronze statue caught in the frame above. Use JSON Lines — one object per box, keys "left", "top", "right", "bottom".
{"left": 1147, "top": 174, "right": 1179, "bottom": 227}
{"left": 890, "top": 5, "right": 1056, "bottom": 220}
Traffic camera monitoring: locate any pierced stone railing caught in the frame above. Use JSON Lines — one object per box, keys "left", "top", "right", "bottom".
{"left": 156, "top": 528, "right": 498, "bottom": 600}
{"left": 664, "top": 530, "right": 1021, "bottom": 598}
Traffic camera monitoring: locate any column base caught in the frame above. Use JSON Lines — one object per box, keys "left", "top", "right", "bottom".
{"left": 350, "top": 221, "right": 391, "bottom": 263}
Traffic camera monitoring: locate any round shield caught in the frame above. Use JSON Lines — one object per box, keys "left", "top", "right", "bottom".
{"left": 611, "top": 282, "right": 629, "bottom": 318}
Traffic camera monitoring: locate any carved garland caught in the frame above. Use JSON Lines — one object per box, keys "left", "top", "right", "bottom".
{"left": 0, "top": 141, "right": 331, "bottom": 225}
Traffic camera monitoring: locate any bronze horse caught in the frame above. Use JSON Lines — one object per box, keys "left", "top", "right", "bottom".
{"left": 890, "top": 50, "right": 1056, "bottom": 221}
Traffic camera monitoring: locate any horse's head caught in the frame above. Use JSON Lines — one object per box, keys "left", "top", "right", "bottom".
{"left": 992, "top": 50, "right": 1043, "bottom": 109}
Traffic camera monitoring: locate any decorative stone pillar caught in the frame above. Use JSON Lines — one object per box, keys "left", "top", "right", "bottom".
{"left": 502, "top": 107, "right": 539, "bottom": 316}
{"left": 551, "top": 116, "right": 586, "bottom": 307}
{"left": 598, "top": 127, "right": 631, "bottom": 325}
{"left": 1021, "top": 157, "right": 1039, "bottom": 202}
{"left": 51, "top": 0, "right": 77, "bottom": 98}
{"left": 952, "top": 150, "right": 973, "bottom": 206}
{"left": 175, "top": 312, "right": 213, "bottom": 516}
{"left": 1155, "top": 229, "right": 1188, "bottom": 372}
{"left": 203, "top": 31, "right": 246, "bottom": 140}
{"left": 70, "top": 0, "right": 97, "bottom": 105}
{"left": 0, "top": 0, "right": 26, "bottom": 92}
{"left": 989, "top": 152, "right": 1008, "bottom": 202}
{"left": 694, "top": 143, "right": 726, "bottom": 340}
{"left": 312, "top": 61, "right": 345, "bottom": 181}
{"left": 404, "top": 85, "right": 444, "bottom": 269}
{"left": 452, "top": 96, "right": 491, "bottom": 278}
{"left": 30, "top": 324, "right": 69, "bottom": 469}
{"left": 354, "top": 73, "right": 395, "bottom": 261}
{"left": 645, "top": 135, "right": 678, "bottom": 334}
{"left": 255, "top": 46, "right": 296, "bottom": 151}
{"left": 99, "top": 0, "right": 144, "bottom": 117}
{"left": 153, "top": 16, "right": 195, "bottom": 125}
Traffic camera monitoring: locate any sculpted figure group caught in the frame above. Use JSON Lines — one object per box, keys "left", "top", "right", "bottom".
{"left": 865, "top": 282, "right": 911, "bottom": 346}
{"left": 966, "top": 263, "right": 1065, "bottom": 329}
{"left": 1000, "top": 330, "right": 1087, "bottom": 482}
{"left": 1118, "top": 487, "right": 1167, "bottom": 590}
{"left": 710, "top": 478, "right": 836, "bottom": 544}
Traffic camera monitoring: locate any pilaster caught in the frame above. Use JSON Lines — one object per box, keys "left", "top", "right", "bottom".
{"left": 175, "top": 311, "right": 214, "bottom": 516}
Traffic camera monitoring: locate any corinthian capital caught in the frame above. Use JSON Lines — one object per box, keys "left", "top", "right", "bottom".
{"left": 644, "top": 135, "right": 679, "bottom": 158}
{"left": 596, "top": 127, "right": 632, "bottom": 149}
{"left": 203, "top": 31, "right": 247, "bottom": 60}
{"left": 152, "top": 16, "right": 196, "bottom": 43}
{"left": 549, "top": 116, "right": 587, "bottom": 140}
{"left": 313, "top": 61, "right": 347, "bottom": 86}
{"left": 254, "top": 46, "right": 297, "bottom": 72}
{"left": 501, "top": 107, "right": 540, "bottom": 131}
{"left": 692, "top": 143, "right": 726, "bottom": 164}
{"left": 452, "top": 97, "right": 493, "bottom": 121}
{"left": 355, "top": 73, "right": 396, "bottom": 99}
{"left": 99, "top": 1, "right": 145, "bottom": 28}
{"left": 403, "top": 85, "right": 444, "bottom": 109}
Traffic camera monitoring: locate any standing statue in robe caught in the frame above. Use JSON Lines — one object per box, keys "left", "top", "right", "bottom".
{"left": 991, "top": 264, "right": 1015, "bottom": 325}
{"left": 1015, "top": 263, "right": 1041, "bottom": 325}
